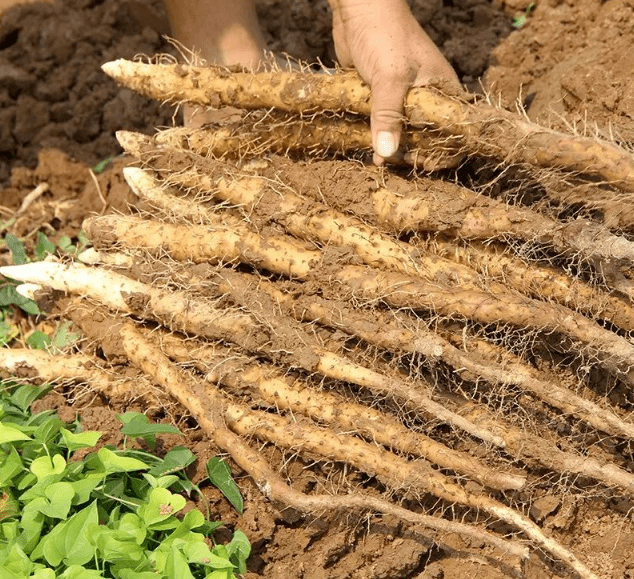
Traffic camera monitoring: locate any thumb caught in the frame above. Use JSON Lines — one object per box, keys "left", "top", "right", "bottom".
{"left": 369, "top": 74, "right": 411, "bottom": 161}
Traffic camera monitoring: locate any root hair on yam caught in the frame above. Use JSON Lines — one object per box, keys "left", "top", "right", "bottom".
{"left": 9, "top": 60, "right": 634, "bottom": 579}
{"left": 85, "top": 314, "right": 601, "bottom": 578}
{"left": 102, "top": 60, "right": 634, "bottom": 192}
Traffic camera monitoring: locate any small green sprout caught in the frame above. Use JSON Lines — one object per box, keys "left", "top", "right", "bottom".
{"left": 512, "top": 2, "right": 535, "bottom": 29}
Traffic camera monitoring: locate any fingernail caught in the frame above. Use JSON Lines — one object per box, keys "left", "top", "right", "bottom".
{"left": 376, "top": 131, "right": 398, "bottom": 158}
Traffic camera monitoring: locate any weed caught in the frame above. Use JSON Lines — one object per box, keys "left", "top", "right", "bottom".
{"left": 512, "top": 2, "right": 535, "bottom": 29}
{"left": 1, "top": 232, "right": 90, "bottom": 347}
{"left": 0, "top": 382, "right": 250, "bottom": 578}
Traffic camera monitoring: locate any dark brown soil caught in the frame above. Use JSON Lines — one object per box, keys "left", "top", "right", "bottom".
{"left": 3, "top": 1, "right": 634, "bottom": 578}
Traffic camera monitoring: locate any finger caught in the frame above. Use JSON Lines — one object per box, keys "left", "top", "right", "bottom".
{"left": 412, "top": 61, "right": 461, "bottom": 91}
{"left": 370, "top": 74, "right": 411, "bottom": 161}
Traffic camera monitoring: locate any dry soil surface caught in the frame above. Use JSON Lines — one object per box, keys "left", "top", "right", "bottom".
{"left": 2, "top": 1, "right": 634, "bottom": 578}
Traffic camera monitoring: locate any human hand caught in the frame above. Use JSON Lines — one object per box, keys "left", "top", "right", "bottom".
{"left": 329, "top": 0, "right": 460, "bottom": 164}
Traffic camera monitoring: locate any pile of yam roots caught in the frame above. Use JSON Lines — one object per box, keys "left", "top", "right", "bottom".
{"left": 6, "top": 58, "right": 634, "bottom": 579}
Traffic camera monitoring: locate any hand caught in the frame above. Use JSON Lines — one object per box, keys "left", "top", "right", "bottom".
{"left": 329, "top": 0, "right": 460, "bottom": 164}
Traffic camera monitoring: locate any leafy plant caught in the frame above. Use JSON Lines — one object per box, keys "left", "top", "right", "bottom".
{"left": 25, "top": 322, "right": 82, "bottom": 353}
{"left": 1, "top": 232, "right": 90, "bottom": 348}
{"left": 0, "top": 383, "right": 251, "bottom": 579}
{"left": 512, "top": 2, "right": 535, "bottom": 28}
{"left": 0, "top": 234, "right": 40, "bottom": 320}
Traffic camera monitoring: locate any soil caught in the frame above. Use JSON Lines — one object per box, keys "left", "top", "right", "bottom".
{"left": 2, "top": 1, "right": 634, "bottom": 578}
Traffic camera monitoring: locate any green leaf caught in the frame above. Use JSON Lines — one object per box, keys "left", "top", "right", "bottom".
{"left": 26, "top": 331, "right": 50, "bottom": 351}
{"left": 226, "top": 530, "right": 251, "bottom": 574}
{"left": 88, "top": 525, "right": 145, "bottom": 565}
{"left": 118, "top": 412, "right": 183, "bottom": 437}
{"left": 68, "top": 473, "right": 102, "bottom": 505}
{"left": 139, "top": 487, "right": 186, "bottom": 529}
{"left": 17, "top": 471, "right": 36, "bottom": 491}
{"left": 35, "top": 481, "right": 74, "bottom": 519}
{"left": 57, "top": 236, "right": 75, "bottom": 254}
{"left": 165, "top": 546, "right": 195, "bottom": 579}
{"left": 4, "top": 235, "right": 27, "bottom": 265}
{"left": 17, "top": 507, "right": 45, "bottom": 553}
{"left": 0, "top": 319, "right": 18, "bottom": 347}
{"left": 205, "top": 570, "right": 233, "bottom": 579}
{"left": 92, "top": 154, "right": 123, "bottom": 174}
{"left": 143, "top": 473, "right": 180, "bottom": 489}
{"left": 41, "top": 500, "right": 99, "bottom": 567}
{"left": 70, "top": 230, "right": 90, "bottom": 256}
{"left": 148, "top": 447, "right": 195, "bottom": 477}
{"left": 118, "top": 412, "right": 181, "bottom": 450}
{"left": 180, "top": 508, "right": 205, "bottom": 530}
{"left": 206, "top": 458, "right": 243, "bottom": 514}
{"left": 60, "top": 565, "right": 105, "bottom": 579}
{"left": 0, "top": 447, "right": 23, "bottom": 487}
{"left": 19, "top": 298, "right": 40, "bottom": 315}
{"left": 117, "top": 572, "right": 157, "bottom": 579}
{"left": 0, "top": 422, "right": 31, "bottom": 444}
{"left": 34, "top": 233, "right": 56, "bottom": 261}
{"left": 30, "top": 454, "right": 66, "bottom": 480}
{"left": 32, "top": 414, "right": 64, "bottom": 445}
{"left": 0, "top": 286, "right": 18, "bottom": 307}
{"left": 95, "top": 447, "right": 150, "bottom": 474}
{"left": 1, "top": 519, "right": 19, "bottom": 541}
{"left": 116, "top": 513, "right": 146, "bottom": 544}
{"left": 10, "top": 383, "right": 49, "bottom": 413}
{"left": 60, "top": 428, "right": 101, "bottom": 452}
{"left": 512, "top": 1, "right": 535, "bottom": 28}
{"left": 62, "top": 502, "right": 100, "bottom": 566}
{"left": 0, "top": 543, "right": 34, "bottom": 574}
{"left": 199, "top": 520, "right": 225, "bottom": 536}
{"left": 50, "top": 322, "right": 81, "bottom": 351}
{"left": 0, "top": 285, "right": 40, "bottom": 315}
{"left": 183, "top": 540, "right": 236, "bottom": 569}
{"left": 36, "top": 521, "right": 64, "bottom": 566}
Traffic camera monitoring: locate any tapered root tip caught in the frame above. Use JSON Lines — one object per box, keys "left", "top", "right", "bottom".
{"left": 0, "top": 262, "right": 64, "bottom": 284}
{"left": 115, "top": 130, "right": 135, "bottom": 149}
{"left": 123, "top": 166, "right": 155, "bottom": 198}
{"left": 15, "top": 283, "right": 43, "bottom": 300}
{"left": 101, "top": 59, "right": 126, "bottom": 80}
{"left": 116, "top": 130, "right": 147, "bottom": 156}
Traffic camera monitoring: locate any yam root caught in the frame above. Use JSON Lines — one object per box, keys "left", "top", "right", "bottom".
{"left": 116, "top": 131, "right": 485, "bottom": 290}
{"left": 83, "top": 213, "right": 319, "bottom": 279}
{"left": 336, "top": 264, "right": 634, "bottom": 386}
{"left": 156, "top": 326, "right": 634, "bottom": 496}
{"left": 155, "top": 329, "right": 523, "bottom": 490}
{"left": 153, "top": 115, "right": 465, "bottom": 171}
{"left": 169, "top": 152, "right": 634, "bottom": 267}
{"left": 0, "top": 261, "right": 503, "bottom": 447}
{"left": 425, "top": 238, "right": 634, "bottom": 332}
{"left": 369, "top": 181, "right": 634, "bottom": 265}
{"left": 102, "top": 60, "right": 634, "bottom": 191}
{"left": 114, "top": 321, "right": 532, "bottom": 561}
{"left": 112, "top": 318, "right": 593, "bottom": 579}
{"left": 0, "top": 348, "right": 116, "bottom": 392}
{"left": 211, "top": 268, "right": 634, "bottom": 441}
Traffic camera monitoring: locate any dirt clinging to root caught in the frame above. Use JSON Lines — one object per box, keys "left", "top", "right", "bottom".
{"left": 4, "top": 1, "right": 634, "bottom": 579}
